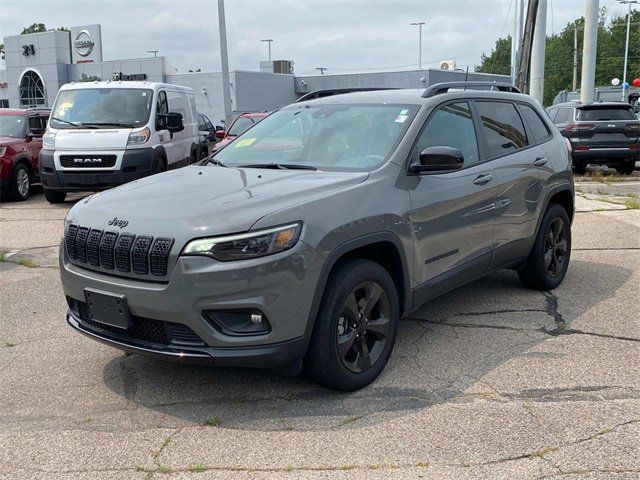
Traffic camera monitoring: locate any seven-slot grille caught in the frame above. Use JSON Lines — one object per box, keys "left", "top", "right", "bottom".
{"left": 65, "top": 224, "right": 174, "bottom": 277}
{"left": 60, "top": 154, "right": 117, "bottom": 168}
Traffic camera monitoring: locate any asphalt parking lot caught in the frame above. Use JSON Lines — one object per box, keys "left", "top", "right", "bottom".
{"left": 1, "top": 180, "right": 639, "bottom": 480}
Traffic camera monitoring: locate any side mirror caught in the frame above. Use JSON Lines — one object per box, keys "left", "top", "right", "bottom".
{"left": 215, "top": 129, "right": 226, "bottom": 139}
{"left": 158, "top": 112, "right": 184, "bottom": 133}
{"left": 214, "top": 125, "right": 223, "bottom": 131}
{"left": 410, "top": 146, "right": 464, "bottom": 174}
{"left": 28, "top": 117, "right": 45, "bottom": 137}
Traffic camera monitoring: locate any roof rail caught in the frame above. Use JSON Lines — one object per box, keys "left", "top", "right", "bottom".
{"left": 295, "top": 87, "right": 397, "bottom": 103}
{"left": 422, "top": 82, "right": 521, "bottom": 98}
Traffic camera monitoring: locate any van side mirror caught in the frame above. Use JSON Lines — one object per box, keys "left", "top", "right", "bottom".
{"left": 410, "top": 146, "right": 464, "bottom": 174}
{"left": 28, "top": 117, "right": 45, "bottom": 137}
{"left": 158, "top": 112, "right": 184, "bottom": 133}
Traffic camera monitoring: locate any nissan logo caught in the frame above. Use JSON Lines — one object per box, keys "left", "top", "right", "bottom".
{"left": 74, "top": 30, "right": 94, "bottom": 57}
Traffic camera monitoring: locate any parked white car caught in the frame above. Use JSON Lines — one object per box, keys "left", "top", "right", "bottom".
{"left": 39, "top": 81, "right": 199, "bottom": 203}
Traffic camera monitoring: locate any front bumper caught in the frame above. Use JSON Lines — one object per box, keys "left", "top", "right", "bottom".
{"left": 39, "top": 148, "right": 157, "bottom": 192}
{"left": 60, "top": 240, "right": 324, "bottom": 368}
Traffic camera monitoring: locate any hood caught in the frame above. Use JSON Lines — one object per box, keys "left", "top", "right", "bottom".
{"left": 67, "top": 166, "right": 368, "bottom": 242}
{"left": 53, "top": 128, "right": 133, "bottom": 151}
{"left": 0, "top": 136, "right": 23, "bottom": 147}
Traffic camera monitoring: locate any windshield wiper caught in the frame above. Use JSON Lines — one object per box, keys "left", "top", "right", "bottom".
{"left": 204, "top": 156, "right": 227, "bottom": 167}
{"left": 239, "top": 163, "right": 317, "bottom": 171}
{"left": 80, "top": 122, "right": 135, "bottom": 128}
{"left": 50, "top": 116, "right": 80, "bottom": 128}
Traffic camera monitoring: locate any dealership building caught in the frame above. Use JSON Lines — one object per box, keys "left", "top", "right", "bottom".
{"left": 0, "top": 24, "right": 509, "bottom": 124}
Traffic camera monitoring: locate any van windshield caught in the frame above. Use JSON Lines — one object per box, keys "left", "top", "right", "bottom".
{"left": 214, "top": 104, "right": 418, "bottom": 172}
{"left": 50, "top": 88, "right": 154, "bottom": 129}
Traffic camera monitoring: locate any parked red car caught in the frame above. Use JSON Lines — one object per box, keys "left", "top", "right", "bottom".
{"left": 213, "top": 112, "right": 269, "bottom": 152}
{"left": 0, "top": 108, "right": 50, "bottom": 201}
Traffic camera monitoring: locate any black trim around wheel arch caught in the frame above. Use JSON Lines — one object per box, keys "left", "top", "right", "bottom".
{"left": 303, "top": 231, "right": 412, "bottom": 348}
{"left": 536, "top": 184, "right": 575, "bottom": 233}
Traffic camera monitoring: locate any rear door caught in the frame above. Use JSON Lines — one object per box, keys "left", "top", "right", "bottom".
{"left": 474, "top": 101, "right": 550, "bottom": 267}
{"left": 408, "top": 101, "right": 496, "bottom": 298}
{"left": 572, "top": 104, "right": 640, "bottom": 149}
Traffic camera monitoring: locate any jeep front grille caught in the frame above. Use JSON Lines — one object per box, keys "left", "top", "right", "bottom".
{"left": 65, "top": 224, "right": 174, "bottom": 278}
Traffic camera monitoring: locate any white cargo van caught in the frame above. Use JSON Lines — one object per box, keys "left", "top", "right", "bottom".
{"left": 39, "top": 81, "right": 199, "bottom": 203}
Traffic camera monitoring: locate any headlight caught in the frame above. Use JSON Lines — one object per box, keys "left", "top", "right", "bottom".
{"left": 42, "top": 130, "right": 56, "bottom": 149}
{"left": 0, "top": 146, "right": 6, "bottom": 158}
{"left": 127, "top": 127, "right": 151, "bottom": 146}
{"left": 182, "top": 223, "right": 302, "bottom": 261}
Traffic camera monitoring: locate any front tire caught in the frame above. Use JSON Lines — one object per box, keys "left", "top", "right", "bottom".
{"left": 305, "top": 259, "right": 399, "bottom": 391}
{"left": 518, "top": 203, "right": 571, "bottom": 290}
{"left": 11, "top": 164, "right": 31, "bottom": 201}
{"left": 43, "top": 189, "right": 67, "bottom": 204}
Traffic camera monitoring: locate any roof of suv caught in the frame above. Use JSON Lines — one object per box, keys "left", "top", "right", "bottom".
{"left": 0, "top": 108, "right": 50, "bottom": 116}
{"left": 294, "top": 85, "right": 531, "bottom": 107}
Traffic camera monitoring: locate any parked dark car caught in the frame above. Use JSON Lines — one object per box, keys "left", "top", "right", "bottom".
{"left": 0, "top": 108, "right": 50, "bottom": 201}
{"left": 547, "top": 102, "right": 639, "bottom": 175}
{"left": 197, "top": 113, "right": 221, "bottom": 159}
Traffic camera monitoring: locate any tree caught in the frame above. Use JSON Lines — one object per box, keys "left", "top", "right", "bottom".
{"left": 475, "top": 36, "right": 512, "bottom": 76}
{"left": 21, "top": 23, "right": 69, "bottom": 34}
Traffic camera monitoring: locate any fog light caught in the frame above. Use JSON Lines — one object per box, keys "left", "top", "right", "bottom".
{"left": 203, "top": 310, "right": 271, "bottom": 336}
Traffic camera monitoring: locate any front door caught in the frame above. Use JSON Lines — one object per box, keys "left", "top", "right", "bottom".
{"left": 408, "top": 101, "right": 496, "bottom": 301}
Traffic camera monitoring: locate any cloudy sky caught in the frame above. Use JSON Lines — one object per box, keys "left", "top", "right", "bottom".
{"left": 0, "top": 0, "right": 629, "bottom": 75}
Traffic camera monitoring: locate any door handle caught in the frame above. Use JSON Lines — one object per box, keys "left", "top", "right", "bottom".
{"left": 534, "top": 157, "right": 548, "bottom": 167}
{"left": 473, "top": 174, "right": 494, "bottom": 185}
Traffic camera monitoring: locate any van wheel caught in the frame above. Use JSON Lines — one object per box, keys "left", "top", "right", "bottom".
{"left": 153, "top": 157, "right": 167, "bottom": 173}
{"left": 305, "top": 259, "right": 399, "bottom": 391}
{"left": 189, "top": 151, "right": 198, "bottom": 165}
{"left": 615, "top": 161, "right": 635, "bottom": 175}
{"left": 11, "top": 164, "right": 31, "bottom": 201}
{"left": 518, "top": 203, "right": 571, "bottom": 290}
{"left": 43, "top": 189, "right": 67, "bottom": 204}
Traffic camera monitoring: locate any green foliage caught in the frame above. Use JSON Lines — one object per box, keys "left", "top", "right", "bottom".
{"left": 20, "top": 23, "right": 69, "bottom": 34}
{"left": 477, "top": 10, "right": 640, "bottom": 106}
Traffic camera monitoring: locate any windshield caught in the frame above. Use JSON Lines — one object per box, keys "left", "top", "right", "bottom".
{"left": 214, "top": 104, "right": 418, "bottom": 171}
{"left": 577, "top": 107, "right": 635, "bottom": 121}
{"left": 228, "top": 116, "right": 258, "bottom": 136}
{"left": 50, "top": 88, "right": 154, "bottom": 128}
{"left": 0, "top": 115, "right": 26, "bottom": 138}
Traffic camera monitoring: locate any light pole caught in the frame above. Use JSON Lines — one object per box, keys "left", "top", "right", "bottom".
{"left": 147, "top": 50, "right": 158, "bottom": 58}
{"left": 410, "top": 22, "right": 425, "bottom": 69}
{"left": 617, "top": 0, "right": 639, "bottom": 101}
{"left": 261, "top": 39, "right": 273, "bottom": 62}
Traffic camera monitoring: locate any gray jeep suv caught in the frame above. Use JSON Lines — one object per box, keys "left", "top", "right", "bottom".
{"left": 60, "top": 82, "right": 574, "bottom": 391}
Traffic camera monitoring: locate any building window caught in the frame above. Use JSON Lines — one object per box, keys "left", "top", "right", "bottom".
{"left": 19, "top": 70, "right": 46, "bottom": 107}
{"left": 0, "top": 100, "right": 8, "bottom": 108}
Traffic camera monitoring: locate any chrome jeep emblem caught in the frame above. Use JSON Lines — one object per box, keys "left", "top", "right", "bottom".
{"left": 108, "top": 217, "right": 129, "bottom": 228}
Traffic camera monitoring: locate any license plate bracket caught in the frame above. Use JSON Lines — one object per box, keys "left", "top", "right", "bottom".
{"left": 84, "top": 289, "right": 132, "bottom": 329}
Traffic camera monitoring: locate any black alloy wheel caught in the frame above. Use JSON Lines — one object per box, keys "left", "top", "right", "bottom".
{"left": 544, "top": 217, "right": 568, "bottom": 278}
{"left": 336, "top": 281, "right": 392, "bottom": 373}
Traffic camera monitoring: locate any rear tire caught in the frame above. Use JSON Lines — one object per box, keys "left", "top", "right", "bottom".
{"left": 573, "top": 161, "right": 587, "bottom": 175}
{"left": 518, "top": 203, "right": 571, "bottom": 290}
{"left": 153, "top": 156, "right": 167, "bottom": 174}
{"left": 305, "top": 259, "right": 399, "bottom": 391}
{"left": 10, "top": 164, "right": 31, "bottom": 201}
{"left": 615, "top": 161, "right": 635, "bottom": 175}
{"left": 43, "top": 189, "right": 67, "bottom": 204}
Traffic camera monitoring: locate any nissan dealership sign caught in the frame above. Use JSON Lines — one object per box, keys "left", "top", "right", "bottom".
{"left": 70, "top": 25, "right": 103, "bottom": 64}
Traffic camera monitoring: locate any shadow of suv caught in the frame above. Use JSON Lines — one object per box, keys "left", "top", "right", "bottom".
{"left": 60, "top": 82, "right": 574, "bottom": 391}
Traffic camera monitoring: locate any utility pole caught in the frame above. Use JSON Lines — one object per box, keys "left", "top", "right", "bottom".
{"left": 529, "top": 0, "right": 547, "bottom": 103}
{"left": 217, "top": 0, "right": 232, "bottom": 126}
{"left": 147, "top": 50, "right": 159, "bottom": 58}
{"left": 572, "top": 25, "right": 579, "bottom": 91}
{"left": 580, "top": 0, "right": 599, "bottom": 103}
{"left": 411, "top": 22, "right": 425, "bottom": 69}
{"left": 316, "top": 67, "right": 327, "bottom": 75}
{"left": 618, "top": 1, "right": 639, "bottom": 101}
{"left": 517, "top": 0, "right": 539, "bottom": 93}
{"left": 511, "top": 0, "right": 524, "bottom": 85}
{"left": 261, "top": 39, "right": 273, "bottom": 62}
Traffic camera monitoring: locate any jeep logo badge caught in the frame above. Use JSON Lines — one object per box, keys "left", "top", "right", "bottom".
{"left": 108, "top": 217, "right": 129, "bottom": 229}
{"left": 74, "top": 30, "right": 94, "bottom": 57}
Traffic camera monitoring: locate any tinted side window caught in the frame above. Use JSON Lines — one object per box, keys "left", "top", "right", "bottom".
{"left": 520, "top": 104, "right": 551, "bottom": 143}
{"left": 157, "top": 91, "right": 169, "bottom": 115}
{"left": 476, "top": 101, "right": 528, "bottom": 158}
{"left": 413, "top": 102, "right": 480, "bottom": 167}
{"left": 554, "top": 108, "right": 572, "bottom": 124}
